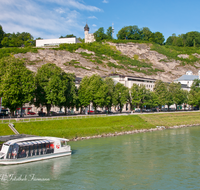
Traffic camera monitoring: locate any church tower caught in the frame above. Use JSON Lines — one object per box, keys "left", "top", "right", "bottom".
{"left": 84, "top": 23, "right": 95, "bottom": 43}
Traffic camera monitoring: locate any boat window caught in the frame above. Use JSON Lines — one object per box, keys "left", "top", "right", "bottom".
{"left": 18, "top": 146, "right": 26, "bottom": 158}
{"left": 7, "top": 144, "right": 19, "bottom": 159}
{"left": 61, "top": 140, "right": 67, "bottom": 147}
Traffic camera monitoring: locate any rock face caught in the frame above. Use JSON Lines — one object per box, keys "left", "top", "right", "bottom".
{"left": 14, "top": 43, "right": 200, "bottom": 82}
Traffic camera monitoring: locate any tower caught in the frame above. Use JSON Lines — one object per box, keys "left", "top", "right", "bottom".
{"left": 84, "top": 23, "right": 95, "bottom": 43}
{"left": 112, "top": 23, "right": 114, "bottom": 39}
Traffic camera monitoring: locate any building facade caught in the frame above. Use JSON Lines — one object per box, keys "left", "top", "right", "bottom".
{"left": 109, "top": 74, "right": 156, "bottom": 91}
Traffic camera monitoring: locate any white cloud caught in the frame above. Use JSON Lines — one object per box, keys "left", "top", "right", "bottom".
{"left": 41, "top": 0, "right": 102, "bottom": 12}
{"left": 88, "top": 16, "right": 97, "bottom": 19}
{"left": 102, "top": 0, "right": 109, "bottom": 3}
{"left": 0, "top": 0, "right": 102, "bottom": 39}
{"left": 55, "top": 8, "right": 66, "bottom": 14}
{"left": 92, "top": 24, "right": 97, "bottom": 27}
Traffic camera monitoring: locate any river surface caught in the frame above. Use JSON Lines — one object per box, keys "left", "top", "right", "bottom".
{"left": 1, "top": 126, "right": 200, "bottom": 190}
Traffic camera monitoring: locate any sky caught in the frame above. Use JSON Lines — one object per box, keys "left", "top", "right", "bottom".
{"left": 0, "top": 0, "right": 200, "bottom": 41}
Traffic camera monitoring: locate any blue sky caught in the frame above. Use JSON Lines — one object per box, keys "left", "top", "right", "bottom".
{"left": 0, "top": 0, "right": 200, "bottom": 41}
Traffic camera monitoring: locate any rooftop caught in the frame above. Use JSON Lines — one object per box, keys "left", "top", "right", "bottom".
{"left": 174, "top": 75, "right": 198, "bottom": 81}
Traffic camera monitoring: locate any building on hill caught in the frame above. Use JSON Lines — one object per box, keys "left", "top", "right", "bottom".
{"left": 174, "top": 70, "right": 200, "bottom": 91}
{"left": 84, "top": 24, "right": 95, "bottom": 43}
{"left": 36, "top": 37, "right": 81, "bottom": 47}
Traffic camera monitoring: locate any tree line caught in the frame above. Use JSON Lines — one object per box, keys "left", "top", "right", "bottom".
{"left": 94, "top": 25, "right": 200, "bottom": 47}
{"left": 1, "top": 23, "right": 200, "bottom": 47}
{"left": 0, "top": 57, "right": 199, "bottom": 116}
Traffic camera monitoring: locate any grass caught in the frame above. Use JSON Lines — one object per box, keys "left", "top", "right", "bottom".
{"left": 12, "top": 115, "right": 154, "bottom": 139}
{"left": 0, "top": 47, "right": 38, "bottom": 59}
{"left": 0, "top": 124, "right": 15, "bottom": 135}
{"left": 140, "top": 112, "right": 200, "bottom": 127}
{"left": 1, "top": 112, "right": 200, "bottom": 140}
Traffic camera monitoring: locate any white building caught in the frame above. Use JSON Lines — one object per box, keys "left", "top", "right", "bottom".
{"left": 84, "top": 24, "right": 95, "bottom": 43}
{"left": 36, "top": 37, "right": 81, "bottom": 47}
{"left": 108, "top": 74, "right": 156, "bottom": 91}
{"left": 174, "top": 71, "right": 200, "bottom": 91}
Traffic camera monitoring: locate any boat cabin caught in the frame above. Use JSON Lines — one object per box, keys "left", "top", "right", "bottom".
{"left": 0, "top": 137, "right": 69, "bottom": 160}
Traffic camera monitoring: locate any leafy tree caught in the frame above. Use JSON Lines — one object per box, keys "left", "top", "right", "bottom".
{"left": 87, "top": 75, "right": 104, "bottom": 112}
{"left": 106, "top": 26, "right": 113, "bottom": 40}
{"left": 169, "top": 83, "right": 183, "bottom": 110}
{"left": 0, "top": 25, "right": 5, "bottom": 48}
{"left": 95, "top": 77, "right": 115, "bottom": 112}
{"left": 117, "top": 25, "right": 142, "bottom": 40}
{"left": 154, "top": 80, "right": 167, "bottom": 110}
{"left": 141, "top": 27, "right": 152, "bottom": 41}
{"left": 131, "top": 84, "right": 150, "bottom": 112}
{"left": 103, "top": 77, "right": 115, "bottom": 110}
{"left": 57, "top": 73, "right": 77, "bottom": 115}
{"left": 150, "top": 32, "right": 165, "bottom": 45}
{"left": 165, "top": 83, "right": 174, "bottom": 111}
{"left": 78, "top": 76, "right": 91, "bottom": 108}
{"left": 188, "top": 79, "right": 200, "bottom": 108}
{"left": 113, "top": 83, "right": 129, "bottom": 113}
{"left": 34, "top": 63, "right": 67, "bottom": 116}
{"left": 0, "top": 57, "right": 35, "bottom": 116}
{"left": 94, "top": 27, "right": 107, "bottom": 42}
{"left": 148, "top": 91, "right": 159, "bottom": 110}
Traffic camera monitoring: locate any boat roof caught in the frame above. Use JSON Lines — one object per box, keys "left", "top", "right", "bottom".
{"left": 3, "top": 136, "right": 69, "bottom": 146}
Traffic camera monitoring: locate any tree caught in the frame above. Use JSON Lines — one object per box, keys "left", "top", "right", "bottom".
{"left": 78, "top": 76, "right": 91, "bottom": 108}
{"left": 131, "top": 84, "right": 150, "bottom": 112}
{"left": 57, "top": 73, "right": 77, "bottom": 115}
{"left": 0, "top": 25, "right": 5, "bottom": 48}
{"left": 154, "top": 80, "right": 167, "bottom": 110}
{"left": 188, "top": 79, "right": 200, "bottom": 108}
{"left": 113, "top": 83, "right": 129, "bottom": 113}
{"left": 106, "top": 26, "right": 113, "bottom": 40}
{"left": 87, "top": 75, "right": 104, "bottom": 112}
{"left": 95, "top": 77, "right": 115, "bottom": 112}
{"left": 117, "top": 25, "right": 142, "bottom": 40}
{"left": 165, "top": 83, "right": 174, "bottom": 111}
{"left": 150, "top": 32, "right": 165, "bottom": 45}
{"left": 34, "top": 63, "right": 67, "bottom": 116}
{"left": 94, "top": 27, "right": 107, "bottom": 42}
{"left": 168, "top": 82, "right": 188, "bottom": 110}
{"left": 141, "top": 27, "right": 152, "bottom": 41}
{"left": 0, "top": 57, "right": 35, "bottom": 116}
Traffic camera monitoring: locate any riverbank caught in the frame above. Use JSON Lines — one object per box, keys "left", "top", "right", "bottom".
{"left": 0, "top": 112, "right": 200, "bottom": 140}
{"left": 71, "top": 123, "right": 200, "bottom": 141}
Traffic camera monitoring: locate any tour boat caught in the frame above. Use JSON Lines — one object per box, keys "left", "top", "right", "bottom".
{"left": 0, "top": 136, "right": 71, "bottom": 165}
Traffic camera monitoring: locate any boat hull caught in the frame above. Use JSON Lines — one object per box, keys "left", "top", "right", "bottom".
{"left": 0, "top": 151, "right": 71, "bottom": 165}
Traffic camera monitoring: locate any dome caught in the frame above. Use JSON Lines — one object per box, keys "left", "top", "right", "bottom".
{"left": 84, "top": 24, "right": 89, "bottom": 31}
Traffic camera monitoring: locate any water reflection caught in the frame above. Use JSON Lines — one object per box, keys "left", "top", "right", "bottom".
{"left": 0, "top": 156, "right": 71, "bottom": 190}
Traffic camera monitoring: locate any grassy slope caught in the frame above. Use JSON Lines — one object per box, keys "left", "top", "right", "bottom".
{"left": 140, "top": 112, "right": 200, "bottom": 127}
{"left": 12, "top": 115, "right": 153, "bottom": 139}
{"left": 0, "top": 124, "right": 15, "bottom": 135}
{"left": 1, "top": 112, "right": 200, "bottom": 139}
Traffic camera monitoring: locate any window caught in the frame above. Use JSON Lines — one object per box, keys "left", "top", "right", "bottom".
{"left": 61, "top": 140, "right": 67, "bottom": 147}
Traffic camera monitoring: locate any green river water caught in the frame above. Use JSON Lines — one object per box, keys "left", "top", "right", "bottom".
{"left": 1, "top": 126, "right": 200, "bottom": 190}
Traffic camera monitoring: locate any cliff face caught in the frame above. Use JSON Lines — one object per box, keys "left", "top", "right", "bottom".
{"left": 14, "top": 43, "right": 200, "bottom": 82}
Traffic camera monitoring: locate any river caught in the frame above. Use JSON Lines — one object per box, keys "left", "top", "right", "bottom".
{"left": 1, "top": 126, "right": 200, "bottom": 189}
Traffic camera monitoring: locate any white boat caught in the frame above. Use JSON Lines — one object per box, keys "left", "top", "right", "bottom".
{"left": 0, "top": 136, "right": 71, "bottom": 165}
